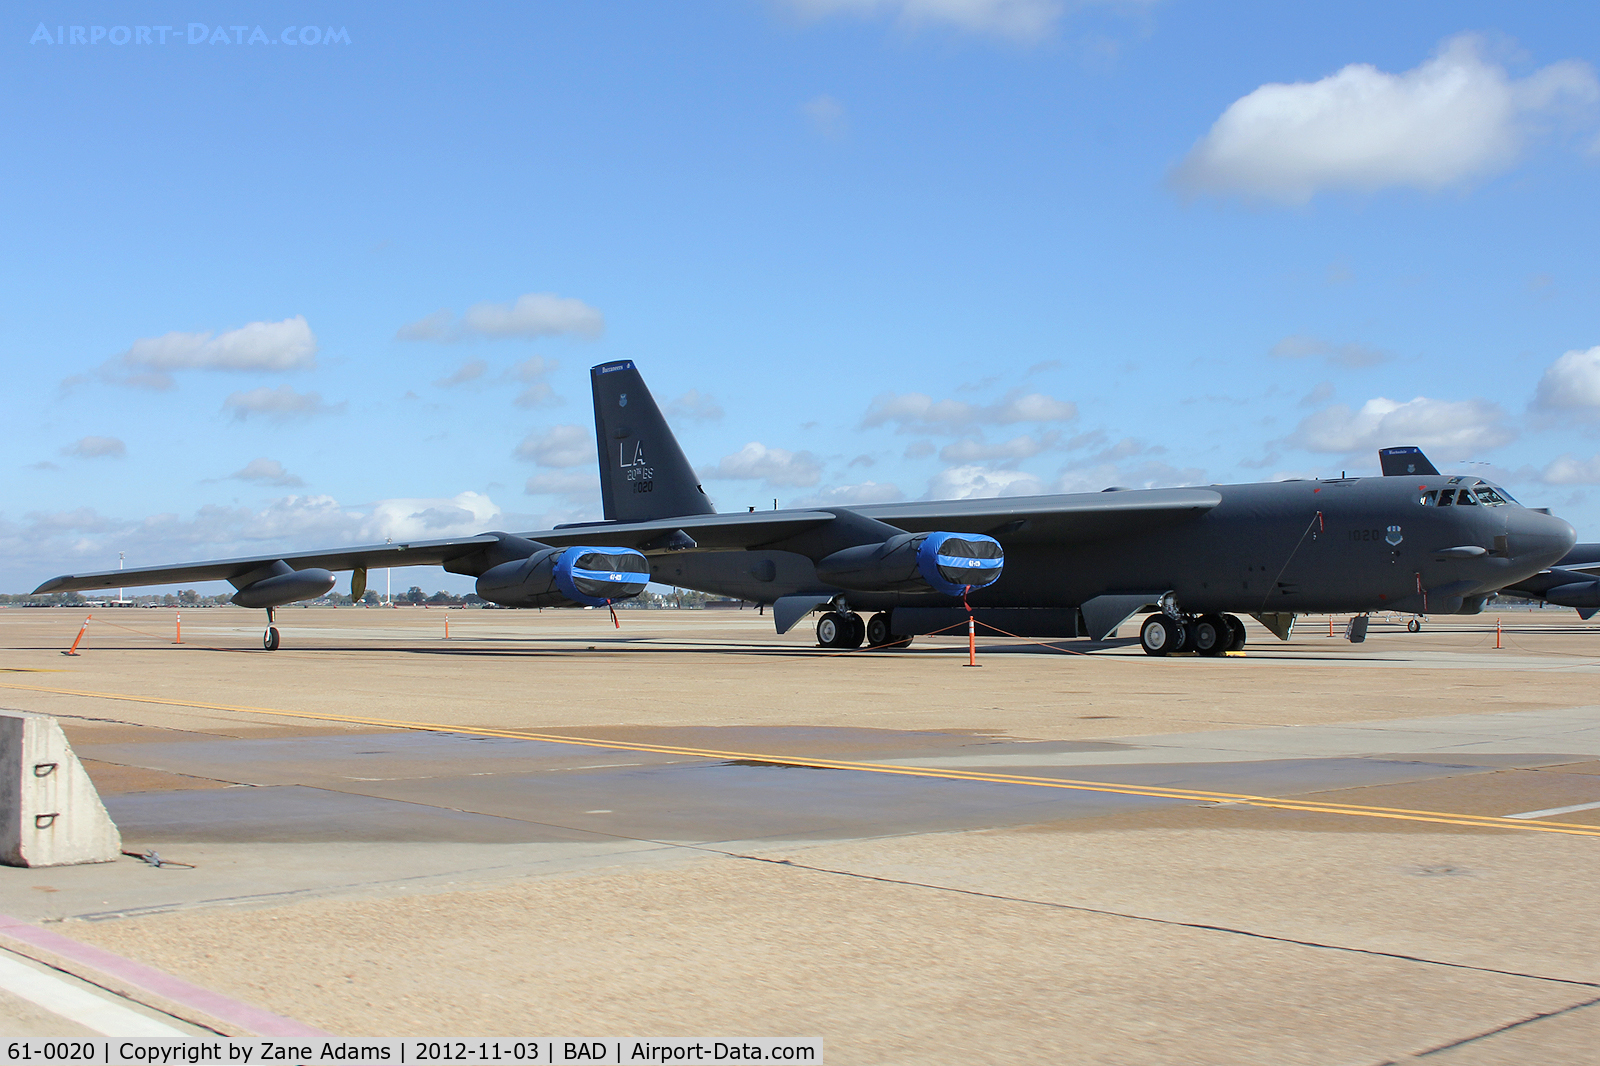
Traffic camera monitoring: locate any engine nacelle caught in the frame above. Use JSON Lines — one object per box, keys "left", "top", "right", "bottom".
{"left": 815, "top": 531, "right": 1003, "bottom": 597}
{"left": 476, "top": 545, "right": 650, "bottom": 608}
{"left": 230, "top": 561, "right": 337, "bottom": 609}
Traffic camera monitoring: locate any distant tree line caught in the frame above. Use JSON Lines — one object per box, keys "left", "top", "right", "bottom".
{"left": 3, "top": 586, "right": 739, "bottom": 609}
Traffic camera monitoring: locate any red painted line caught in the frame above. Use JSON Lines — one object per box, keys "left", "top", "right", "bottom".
{"left": 0, "top": 912, "right": 331, "bottom": 1037}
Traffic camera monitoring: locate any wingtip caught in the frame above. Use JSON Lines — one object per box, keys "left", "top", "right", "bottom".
{"left": 31, "top": 577, "right": 67, "bottom": 595}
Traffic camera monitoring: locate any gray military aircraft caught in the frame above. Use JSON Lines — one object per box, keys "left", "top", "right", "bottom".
{"left": 1377, "top": 446, "right": 1600, "bottom": 621}
{"left": 35, "top": 362, "right": 1577, "bottom": 657}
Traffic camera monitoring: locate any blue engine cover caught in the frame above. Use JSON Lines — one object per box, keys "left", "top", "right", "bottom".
{"left": 915, "top": 532, "right": 1004, "bottom": 596}
{"left": 553, "top": 546, "right": 651, "bottom": 606}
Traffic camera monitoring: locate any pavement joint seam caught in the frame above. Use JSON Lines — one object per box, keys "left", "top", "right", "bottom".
{"left": 1369, "top": 993, "right": 1600, "bottom": 1064}
{"left": 720, "top": 852, "right": 1600, "bottom": 992}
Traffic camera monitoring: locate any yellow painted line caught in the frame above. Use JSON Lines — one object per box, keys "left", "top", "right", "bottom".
{"left": 5, "top": 681, "right": 1600, "bottom": 838}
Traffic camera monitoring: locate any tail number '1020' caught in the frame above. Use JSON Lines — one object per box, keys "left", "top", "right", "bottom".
{"left": 633, "top": 481, "right": 654, "bottom": 493}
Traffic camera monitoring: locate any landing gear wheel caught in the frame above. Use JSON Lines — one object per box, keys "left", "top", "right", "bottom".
{"left": 817, "top": 612, "right": 865, "bottom": 649}
{"left": 1224, "top": 614, "right": 1247, "bottom": 651}
{"left": 865, "top": 612, "right": 910, "bottom": 649}
{"left": 1192, "top": 614, "right": 1229, "bottom": 656}
{"left": 1140, "top": 615, "right": 1181, "bottom": 656}
{"left": 263, "top": 626, "right": 281, "bottom": 651}
{"left": 1407, "top": 618, "right": 1422, "bottom": 633}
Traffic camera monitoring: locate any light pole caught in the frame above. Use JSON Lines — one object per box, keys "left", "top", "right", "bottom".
{"left": 385, "top": 537, "right": 391, "bottom": 605}
{"left": 118, "top": 552, "right": 125, "bottom": 605}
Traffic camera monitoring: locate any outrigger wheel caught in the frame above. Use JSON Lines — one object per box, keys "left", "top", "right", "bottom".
{"left": 263, "top": 606, "right": 281, "bottom": 651}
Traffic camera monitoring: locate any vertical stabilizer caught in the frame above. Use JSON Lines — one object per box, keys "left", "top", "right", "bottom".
{"left": 591, "top": 362, "right": 718, "bottom": 522}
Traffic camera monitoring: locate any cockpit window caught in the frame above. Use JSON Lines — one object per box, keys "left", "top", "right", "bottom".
{"left": 1419, "top": 490, "right": 1437, "bottom": 506}
{"left": 1474, "top": 486, "right": 1508, "bottom": 506}
{"left": 1457, "top": 489, "right": 1478, "bottom": 505}
{"left": 1437, "top": 489, "right": 1455, "bottom": 506}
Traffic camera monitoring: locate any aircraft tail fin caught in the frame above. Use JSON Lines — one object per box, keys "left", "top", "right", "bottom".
{"left": 590, "top": 361, "right": 718, "bottom": 523}
{"left": 1378, "top": 446, "right": 1439, "bottom": 477}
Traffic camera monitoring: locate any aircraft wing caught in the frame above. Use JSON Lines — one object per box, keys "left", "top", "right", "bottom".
{"left": 31, "top": 535, "right": 507, "bottom": 594}
{"left": 1550, "top": 544, "right": 1600, "bottom": 575}
{"left": 30, "top": 512, "right": 842, "bottom": 595}
{"left": 845, "top": 488, "right": 1223, "bottom": 544}
{"left": 32, "top": 490, "right": 1218, "bottom": 596}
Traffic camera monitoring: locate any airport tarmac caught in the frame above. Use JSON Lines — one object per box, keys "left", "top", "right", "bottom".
{"left": 1, "top": 605, "right": 1599, "bottom": 1063}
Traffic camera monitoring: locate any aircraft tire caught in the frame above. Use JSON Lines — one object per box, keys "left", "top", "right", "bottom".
{"left": 1407, "top": 618, "right": 1422, "bottom": 633}
{"left": 843, "top": 612, "right": 866, "bottom": 649}
{"left": 816, "top": 612, "right": 845, "bottom": 648}
{"left": 1224, "top": 614, "right": 1247, "bottom": 651}
{"left": 263, "top": 626, "right": 281, "bottom": 651}
{"left": 1140, "top": 615, "right": 1178, "bottom": 656}
{"left": 1193, "top": 614, "right": 1229, "bottom": 656}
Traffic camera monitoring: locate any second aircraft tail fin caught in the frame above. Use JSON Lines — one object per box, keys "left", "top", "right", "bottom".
{"left": 1378, "top": 446, "right": 1439, "bottom": 477}
{"left": 590, "top": 361, "right": 718, "bottom": 523}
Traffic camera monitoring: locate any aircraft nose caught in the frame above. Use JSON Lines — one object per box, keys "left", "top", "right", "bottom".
{"left": 1506, "top": 508, "right": 1576, "bottom": 570}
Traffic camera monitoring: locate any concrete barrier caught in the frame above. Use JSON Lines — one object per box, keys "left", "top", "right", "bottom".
{"left": 1, "top": 710, "right": 121, "bottom": 867}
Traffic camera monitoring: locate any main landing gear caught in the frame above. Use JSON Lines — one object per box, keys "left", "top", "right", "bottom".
{"left": 263, "top": 607, "right": 281, "bottom": 651}
{"left": 1140, "top": 611, "right": 1246, "bottom": 657}
{"left": 815, "top": 606, "right": 914, "bottom": 650}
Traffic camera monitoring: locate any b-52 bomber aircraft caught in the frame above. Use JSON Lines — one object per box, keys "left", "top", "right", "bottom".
{"left": 1378, "top": 446, "right": 1600, "bottom": 623}
{"left": 36, "top": 362, "right": 1577, "bottom": 657}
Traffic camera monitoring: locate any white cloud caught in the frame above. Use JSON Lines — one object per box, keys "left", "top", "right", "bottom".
{"left": 398, "top": 294, "right": 604, "bottom": 342}
{"left": 1270, "top": 334, "right": 1391, "bottom": 368}
{"left": 62, "top": 436, "right": 125, "bottom": 459}
{"left": 862, "top": 388, "right": 1077, "bottom": 434}
{"left": 395, "top": 310, "right": 454, "bottom": 342}
{"left": 1290, "top": 396, "right": 1515, "bottom": 455}
{"left": 435, "top": 359, "right": 487, "bottom": 388}
{"left": 704, "top": 443, "right": 823, "bottom": 487}
{"left": 103, "top": 316, "right": 318, "bottom": 388}
{"left": 229, "top": 458, "right": 304, "bottom": 487}
{"left": 514, "top": 425, "right": 592, "bottom": 468}
{"left": 801, "top": 95, "right": 847, "bottom": 138}
{"left": 787, "top": 0, "right": 1067, "bottom": 42}
{"left": 223, "top": 385, "right": 341, "bottom": 421}
{"left": 1533, "top": 345, "right": 1600, "bottom": 418}
{"left": 667, "top": 389, "right": 724, "bottom": 422}
{"left": 939, "top": 432, "right": 1057, "bottom": 462}
{"left": 508, "top": 356, "right": 561, "bottom": 408}
{"left": 1052, "top": 459, "right": 1206, "bottom": 494}
{"left": 1299, "top": 382, "right": 1336, "bottom": 407}
{"left": 1174, "top": 35, "right": 1600, "bottom": 203}
{"left": 367, "top": 491, "right": 502, "bottom": 540}
{"left": 4, "top": 490, "right": 505, "bottom": 591}
{"left": 1540, "top": 454, "right": 1600, "bottom": 485}
{"left": 928, "top": 464, "right": 1045, "bottom": 499}
{"left": 524, "top": 471, "right": 598, "bottom": 502}
{"left": 793, "top": 481, "right": 906, "bottom": 506}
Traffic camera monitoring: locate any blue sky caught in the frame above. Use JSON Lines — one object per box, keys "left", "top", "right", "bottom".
{"left": 5, "top": 1, "right": 1600, "bottom": 594}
